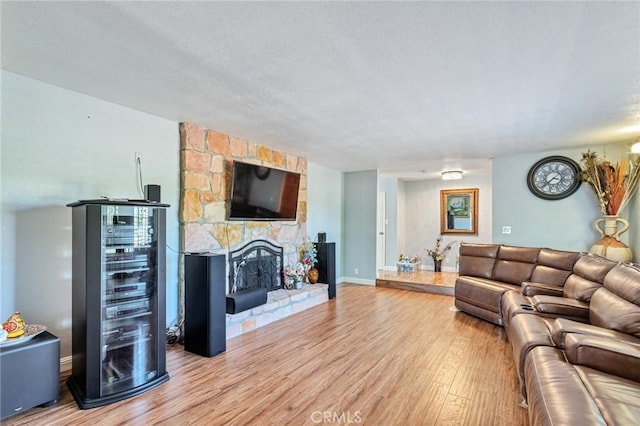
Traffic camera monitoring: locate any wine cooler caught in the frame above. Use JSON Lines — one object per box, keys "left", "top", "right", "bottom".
{"left": 66, "top": 200, "right": 169, "bottom": 409}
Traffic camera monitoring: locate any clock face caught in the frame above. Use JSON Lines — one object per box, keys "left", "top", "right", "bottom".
{"left": 527, "top": 156, "right": 582, "bottom": 200}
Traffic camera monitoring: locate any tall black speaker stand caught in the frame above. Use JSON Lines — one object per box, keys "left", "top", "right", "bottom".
{"left": 184, "top": 253, "right": 227, "bottom": 357}
{"left": 314, "top": 242, "right": 336, "bottom": 299}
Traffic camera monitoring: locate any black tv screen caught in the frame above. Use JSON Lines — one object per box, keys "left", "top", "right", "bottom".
{"left": 228, "top": 161, "right": 301, "bottom": 221}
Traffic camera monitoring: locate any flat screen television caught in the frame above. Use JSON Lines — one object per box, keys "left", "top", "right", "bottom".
{"left": 228, "top": 161, "right": 301, "bottom": 221}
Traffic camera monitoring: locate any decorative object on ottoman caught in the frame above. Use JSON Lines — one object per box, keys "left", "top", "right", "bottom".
{"left": 580, "top": 150, "right": 639, "bottom": 262}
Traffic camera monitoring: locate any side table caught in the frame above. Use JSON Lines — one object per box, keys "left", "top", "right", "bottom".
{"left": 0, "top": 331, "right": 60, "bottom": 420}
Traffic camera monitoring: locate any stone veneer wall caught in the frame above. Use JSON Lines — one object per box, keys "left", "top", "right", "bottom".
{"left": 179, "top": 122, "right": 307, "bottom": 262}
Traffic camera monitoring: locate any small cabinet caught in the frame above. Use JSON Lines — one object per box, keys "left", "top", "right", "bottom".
{"left": 0, "top": 332, "right": 60, "bottom": 420}
{"left": 66, "top": 200, "right": 169, "bottom": 408}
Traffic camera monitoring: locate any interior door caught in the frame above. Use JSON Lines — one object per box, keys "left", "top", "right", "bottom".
{"left": 376, "top": 191, "right": 386, "bottom": 274}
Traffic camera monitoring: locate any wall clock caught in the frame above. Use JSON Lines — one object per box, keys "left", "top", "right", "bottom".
{"left": 527, "top": 156, "right": 582, "bottom": 200}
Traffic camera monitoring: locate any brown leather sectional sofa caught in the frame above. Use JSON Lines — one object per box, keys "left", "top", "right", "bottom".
{"left": 454, "top": 243, "right": 640, "bottom": 425}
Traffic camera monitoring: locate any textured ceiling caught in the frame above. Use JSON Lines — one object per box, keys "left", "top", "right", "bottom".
{"left": 2, "top": 2, "right": 639, "bottom": 177}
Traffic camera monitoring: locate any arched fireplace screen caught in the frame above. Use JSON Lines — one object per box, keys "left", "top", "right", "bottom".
{"left": 228, "top": 239, "right": 283, "bottom": 293}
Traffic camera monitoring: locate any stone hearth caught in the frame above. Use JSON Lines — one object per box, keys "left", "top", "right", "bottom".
{"left": 226, "top": 284, "right": 328, "bottom": 339}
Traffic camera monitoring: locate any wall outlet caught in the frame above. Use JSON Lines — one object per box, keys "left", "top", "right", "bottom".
{"left": 354, "top": 268, "right": 359, "bottom": 275}
{"left": 502, "top": 226, "right": 512, "bottom": 234}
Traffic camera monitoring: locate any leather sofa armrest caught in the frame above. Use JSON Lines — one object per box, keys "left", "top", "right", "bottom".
{"left": 564, "top": 333, "right": 640, "bottom": 382}
{"left": 521, "top": 282, "right": 564, "bottom": 297}
{"left": 530, "top": 295, "right": 589, "bottom": 320}
{"left": 550, "top": 318, "right": 640, "bottom": 348}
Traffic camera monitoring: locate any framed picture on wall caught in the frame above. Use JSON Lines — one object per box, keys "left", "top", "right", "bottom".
{"left": 440, "top": 188, "right": 478, "bottom": 235}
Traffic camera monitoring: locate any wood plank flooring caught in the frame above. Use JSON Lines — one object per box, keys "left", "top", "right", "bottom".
{"left": 376, "top": 269, "right": 457, "bottom": 295}
{"left": 4, "top": 284, "right": 527, "bottom": 426}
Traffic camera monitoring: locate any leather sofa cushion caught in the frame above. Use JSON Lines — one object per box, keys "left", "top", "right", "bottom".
{"left": 506, "top": 314, "right": 556, "bottom": 400}
{"left": 563, "top": 254, "right": 617, "bottom": 302}
{"left": 458, "top": 243, "right": 500, "bottom": 279}
{"left": 574, "top": 366, "right": 640, "bottom": 425}
{"left": 590, "top": 287, "right": 640, "bottom": 338}
{"left": 492, "top": 246, "right": 540, "bottom": 285}
{"left": 493, "top": 260, "right": 537, "bottom": 286}
{"left": 602, "top": 263, "right": 640, "bottom": 305}
{"left": 525, "top": 346, "right": 606, "bottom": 426}
{"left": 564, "top": 333, "right": 640, "bottom": 382}
{"left": 529, "top": 248, "right": 578, "bottom": 288}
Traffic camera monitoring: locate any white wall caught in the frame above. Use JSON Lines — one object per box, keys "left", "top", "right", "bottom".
{"left": 404, "top": 173, "right": 493, "bottom": 271}
{"left": 1, "top": 71, "right": 180, "bottom": 358}
{"left": 306, "top": 162, "right": 343, "bottom": 278}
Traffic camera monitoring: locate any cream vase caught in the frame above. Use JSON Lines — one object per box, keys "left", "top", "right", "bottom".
{"left": 589, "top": 215, "right": 633, "bottom": 262}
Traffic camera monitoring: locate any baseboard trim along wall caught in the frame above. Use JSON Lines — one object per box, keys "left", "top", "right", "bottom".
{"left": 341, "top": 277, "right": 376, "bottom": 286}
{"left": 60, "top": 355, "right": 72, "bottom": 372}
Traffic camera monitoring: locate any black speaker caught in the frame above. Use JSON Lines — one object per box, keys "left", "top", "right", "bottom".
{"left": 144, "top": 184, "right": 161, "bottom": 202}
{"left": 314, "top": 242, "right": 336, "bottom": 299}
{"left": 317, "top": 232, "right": 326, "bottom": 243}
{"left": 184, "top": 253, "right": 226, "bottom": 357}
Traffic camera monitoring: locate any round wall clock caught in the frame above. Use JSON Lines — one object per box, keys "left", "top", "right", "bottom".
{"left": 527, "top": 156, "right": 582, "bottom": 200}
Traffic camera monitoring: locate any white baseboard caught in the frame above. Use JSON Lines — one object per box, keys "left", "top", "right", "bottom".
{"left": 60, "top": 355, "right": 72, "bottom": 372}
{"left": 382, "top": 265, "right": 458, "bottom": 273}
{"left": 341, "top": 277, "right": 375, "bottom": 286}
{"left": 419, "top": 265, "right": 457, "bottom": 273}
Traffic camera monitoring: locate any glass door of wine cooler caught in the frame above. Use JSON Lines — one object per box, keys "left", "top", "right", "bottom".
{"left": 101, "top": 205, "right": 159, "bottom": 396}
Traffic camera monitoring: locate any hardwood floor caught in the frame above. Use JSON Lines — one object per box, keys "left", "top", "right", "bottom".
{"left": 4, "top": 284, "right": 527, "bottom": 425}
{"left": 376, "top": 269, "right": 457, "bottom": 295}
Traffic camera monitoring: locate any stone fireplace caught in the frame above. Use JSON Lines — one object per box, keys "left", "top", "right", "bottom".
{"left": 179, "top": 123, "right": 327, "bottom": 338}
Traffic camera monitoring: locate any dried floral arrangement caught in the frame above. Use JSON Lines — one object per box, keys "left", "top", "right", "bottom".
{"left": 580, "top": 150, "right": 640, "bottom": 216}
{"left": 425, "top": 237, "right": 456, "bottom": 261}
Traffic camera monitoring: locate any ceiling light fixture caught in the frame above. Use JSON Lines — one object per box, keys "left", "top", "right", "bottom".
{"left": 441, "top": 170, "right": 463, "bottom": 180}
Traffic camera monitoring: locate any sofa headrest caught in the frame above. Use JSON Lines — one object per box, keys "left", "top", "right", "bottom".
{"left": 572, "top": 253, "right": 618, "bottom": 281}
{"left": 497, "top": 246, "right": 540, "bottom": 263}
{"left": 537, "top": 248, "right": 580, "bottom": 270}
{"left": 590, "top": 286, "right": 640, "bottom": 338}
{"left": 529, "top": 248, "right": 581, "bottom": 288}
{"left": 458, "top": 243, "right": 500, "bottom": 280}
{"left": 602, "top": 263, "right": 640, "bottom": 305}
{"left": 459, "top": 243, "right": 500, "bottom": 258}
{"left": 563, "top": 253, "right": 618, "bottom": 302}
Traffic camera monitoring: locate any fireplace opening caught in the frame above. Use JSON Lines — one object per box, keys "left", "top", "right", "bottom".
{"left": 228, "top": 239, "right": 283, "bottom": 293}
